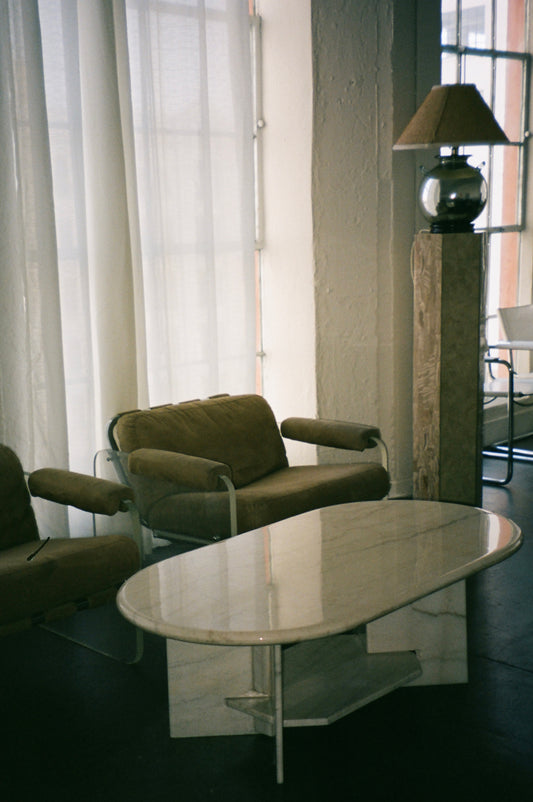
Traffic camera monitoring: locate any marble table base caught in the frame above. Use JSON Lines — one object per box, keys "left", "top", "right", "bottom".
{"left": 166, "top": 582, "right": 467, "bottom": 784}
{"left": 167, "top": 631, "right": 422, "bottom": 783}
{"left": 366, "top": 582, "right": 468, "bottom": 685}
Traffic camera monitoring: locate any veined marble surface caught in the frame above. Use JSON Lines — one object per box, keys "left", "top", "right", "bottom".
{"left": 117, "top": 500, "right": 521, "bottom": 646}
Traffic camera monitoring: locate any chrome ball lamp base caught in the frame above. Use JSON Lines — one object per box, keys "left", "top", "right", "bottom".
{"left": 418, "top": 148, "right": 487, "bottom": 234}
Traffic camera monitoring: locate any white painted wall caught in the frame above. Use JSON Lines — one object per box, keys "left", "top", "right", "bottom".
{"left": 256, "top": 0, "right": 317, "bottom": 465}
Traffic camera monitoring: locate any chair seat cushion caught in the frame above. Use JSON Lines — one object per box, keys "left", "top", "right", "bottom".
{"left": 148, "top": 462, "right": 390, "bottom": 540}
{"left": 0, "top": 535, "right": 140, "bottom": 633}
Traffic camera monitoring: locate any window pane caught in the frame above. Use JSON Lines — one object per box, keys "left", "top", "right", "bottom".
{"left": 490, "top": 144, "right": 521, "bottom": 227}
{"left": 442, "top": 0, "right": 458, "bottom": 45}
{"left": 464, "top": 54, "right": 493, "bottom": 101}
{"left": 495, "top": 0, "right": 527, "bottom": 51}
{"left": 461, "top": 1, "right": 491, "bottom": 48}
{"left": 466, "top": 144, "right": 490, "bottom": 228}
{"left": 441, "top": 51, "right": 460, "bottom": 83}
{"left": 486, "top": 231, "right": 520, "bottom": 323}
{"left": 494, "top": 57, "right": 525, "bottom": 141}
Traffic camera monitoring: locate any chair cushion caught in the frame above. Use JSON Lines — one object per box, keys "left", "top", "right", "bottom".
{"left": 0, "top": 445, "right": 39, "bottom": 550}
{"left": 147, "top": 463, "right": 391, "bottom": 541}
{"left": 0, "top": 534, "right": 140, "bottom": 633}
{"left": 114, "top": 395, "right": 289, "bottom": 488}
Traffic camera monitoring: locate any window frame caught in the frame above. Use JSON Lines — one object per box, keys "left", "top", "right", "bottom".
{"left": 441, "top": 0, "right": 532, "bottom": 342}
{"left": 441, "top": 42, "right": 531, "bottom": 233}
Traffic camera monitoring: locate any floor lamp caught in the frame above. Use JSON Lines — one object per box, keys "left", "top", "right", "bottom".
{"left": 366, "top": 86, "right": 509, "bottom": 685}
{"left": 393, "top": 83, "right": 509, "bottom": 506}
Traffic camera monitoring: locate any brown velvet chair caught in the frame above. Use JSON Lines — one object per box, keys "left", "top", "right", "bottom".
{"left": 107, "top": 393, "right": 390, "bottom": 546}
{"left": 0, "top": 444, "right": 140, "bottom": 649}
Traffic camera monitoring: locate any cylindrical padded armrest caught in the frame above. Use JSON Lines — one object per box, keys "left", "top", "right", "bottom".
{"left": 128, "top": 448, "right": 232, "bottom": 491}
{"left": 28, "top": 469, "right": 135, "bottom": 516}
{"left": 280, "top": 417, "right": 381, "bottom": 452}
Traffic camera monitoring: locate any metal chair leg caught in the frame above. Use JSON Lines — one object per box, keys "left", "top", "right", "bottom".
{"left": 483, "top": 357, "right": 514, "bottom": 486}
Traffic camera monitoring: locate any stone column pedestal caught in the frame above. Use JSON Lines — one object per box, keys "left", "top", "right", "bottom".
{"left": 412, "top": 231, "right": 485, "bottom": 506}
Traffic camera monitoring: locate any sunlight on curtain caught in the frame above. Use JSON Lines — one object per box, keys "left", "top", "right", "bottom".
{"left": 125, "top": 0, "right": 256, "bottom": 405}
{"left": 38, "top": 0, "right": 145, "bottom": 479}
{"left": 36, "top": 0, "right": 255, "bottom": 482}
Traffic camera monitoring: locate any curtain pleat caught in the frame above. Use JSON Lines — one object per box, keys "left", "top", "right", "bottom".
{"left": 77, "top": 0, "right": 147, "bottom": 440}
{"left": 0, "top": 0, "right": 68, "bottom": 535}
{"left": 0, "top": 0, "right": 68, "bottom": 468}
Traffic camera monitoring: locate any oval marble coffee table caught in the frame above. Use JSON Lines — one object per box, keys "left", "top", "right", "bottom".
{"left": 117, "top": 500, "right": 521, "bottom": 783}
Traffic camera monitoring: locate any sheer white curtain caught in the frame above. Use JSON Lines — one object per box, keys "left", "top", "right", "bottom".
{"left": 1, "top": 0, "right": 255, "bottom": 500}
{"left": 38, "top": 0, "right": 147, "bottom": 477}
{"left": 125, "top": 0, "right": 256, "bottom": 405}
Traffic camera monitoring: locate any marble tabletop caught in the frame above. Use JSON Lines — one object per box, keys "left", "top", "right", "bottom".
{"left": 117, "top": 500, "right": 521, "bottom": 646}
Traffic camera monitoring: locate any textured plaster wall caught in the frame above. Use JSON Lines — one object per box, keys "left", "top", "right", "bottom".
{"left": 311, "top": 0, "right": 405, "bottom": 490}
{"left": 312, "top": 0, "right": 389, "bottom": 425}
{"left": 311, "top": 0, "right": 439, "bottom": 496}
{"left": 259, "top": 0, "right": 439, "bottom": 492}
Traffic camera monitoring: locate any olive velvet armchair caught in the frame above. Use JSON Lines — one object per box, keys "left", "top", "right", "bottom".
{"left": 0, "top": 444, "right": 140, "bottom": 641}
{"left": 106, "top": 393, "right": 390, "bottom": 546}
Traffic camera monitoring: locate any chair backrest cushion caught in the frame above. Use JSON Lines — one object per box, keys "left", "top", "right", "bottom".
{"left": 0, "top": 445, "right": 39, "bottom": 550}
{"left": 498, "top": 304, "right": 533, "bottom": 342}
{"left": 113, "top": 394, "right": 289, "bottom": 488}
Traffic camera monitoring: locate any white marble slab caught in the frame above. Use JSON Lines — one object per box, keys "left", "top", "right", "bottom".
{"left": 166, "top": 639, "right": 257, "bottom": 737}
{"left": 366, "top": 582, "right": 468, "bottom": 685}
{"left": 226, "top": 633, "right": 421, "bottom": 727}
{"left": 117, "top": 500, "right": 521, "bottom": 646}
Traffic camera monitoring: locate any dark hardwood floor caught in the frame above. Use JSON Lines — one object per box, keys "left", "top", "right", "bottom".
{"left": 1, "top": 453, "right": 532, "bottom": 801}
